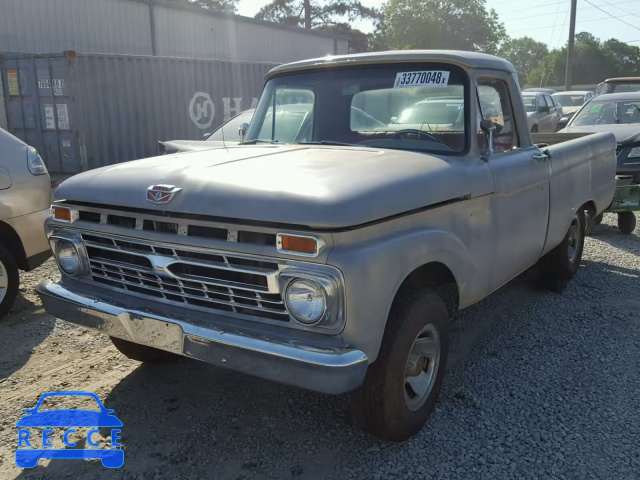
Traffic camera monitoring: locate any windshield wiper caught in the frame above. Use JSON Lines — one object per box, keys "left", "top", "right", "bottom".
{"left": 239, "top": 139, "right": 282, "bottom": 145}
{"left": 298, "top": 141, "right": 357, "bottom": 146}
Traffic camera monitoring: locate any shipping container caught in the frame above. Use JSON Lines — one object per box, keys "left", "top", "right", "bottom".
{"left": 0, "top": 0, "right": 348, "bottom": 62}
{"left": 0, "top": 53, "right": 275, "bottom": 173}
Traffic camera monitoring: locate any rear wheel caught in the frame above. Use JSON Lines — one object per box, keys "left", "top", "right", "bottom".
{"left": 0, "top": 243, "right": 19, "bottom": 319}
{"left": 539, "top": 210, "right": 585, "bottom": 292}
{"left": 594, "top": 213, "right": 603, "bottom": 225}
{"left": 348, "top": 288, "right": 449, "bottom": 441}
{"left": 110, "top": 337, "right": 176, "bottom": 363}
{"left": 617, "top": 212, "right": 637, "bottom": 234}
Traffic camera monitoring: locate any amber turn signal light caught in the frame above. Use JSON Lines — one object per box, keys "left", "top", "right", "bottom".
{"left": 51, "top": 206, "right": 78, "bottom": 223}
{"left": 278, "top": 234, "right": 318, "bottom": 255}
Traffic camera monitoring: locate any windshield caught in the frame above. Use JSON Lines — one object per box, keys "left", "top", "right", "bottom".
{"left": 552, "top": 94, "right": 586, "bottom": 107}
{"left": 522, "top": 95, "right": 537, "bottom": 112}
{"left": 603, "top": 82, "right": 640, "bottom": 94}
{"left": 245, "top": 64, "right": 468, "bottom": 153}
{"left": 571, "top": 100, "right": 640, "bottom": 126}
{"left": 207, "top": 110, "right": 254, "bottom": 142}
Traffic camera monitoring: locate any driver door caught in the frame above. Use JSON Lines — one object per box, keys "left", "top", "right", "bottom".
{"left": 478, "top": 78, "right": 551, "bottom": 290}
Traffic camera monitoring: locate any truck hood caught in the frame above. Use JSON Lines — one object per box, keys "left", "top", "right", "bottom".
{"left": 55, "top": 145, "right": 487, "bottom": 229}
{"left": 562, "top": 125, "right": 640, "bottom": 144}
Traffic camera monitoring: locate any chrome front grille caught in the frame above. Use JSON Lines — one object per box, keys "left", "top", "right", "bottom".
{"left": 80, "top": 233, "right": 290, "bottom": 322}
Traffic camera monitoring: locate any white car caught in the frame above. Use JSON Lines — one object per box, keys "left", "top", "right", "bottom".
{"left": 0, "top": 128, "right": 52, "bottom": 317}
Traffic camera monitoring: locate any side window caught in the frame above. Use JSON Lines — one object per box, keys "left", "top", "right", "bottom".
{"left": 537, "top": 95, "right": 546, "bottom": 108}
{"left": 477, "top": 78, "right": 518, "bottom": 154}
{"left": 546, "top": 96, "right": 555, "bottom": 107}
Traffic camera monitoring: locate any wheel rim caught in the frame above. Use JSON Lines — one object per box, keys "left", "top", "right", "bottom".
{"left": 0, "top": 258, "right": 7, "bottom": 304}
{"left": 567, "top": 214, "right": 582, "bottom": 264}
{"left": 404, "top": 323, "right": 441, "bottom": 411}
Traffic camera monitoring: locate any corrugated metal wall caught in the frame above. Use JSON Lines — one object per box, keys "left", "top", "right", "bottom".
{"left": 1, "top": 53, "right": 274, "bottom": 173}
{"left": 0, "top": 0, "right": 348, "bottom": 62}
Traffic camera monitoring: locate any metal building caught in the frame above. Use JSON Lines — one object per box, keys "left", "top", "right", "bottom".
{"left": 0, "top": 0, "right": 348, "bottom": 62}
{"left": 0, "top": 0, "right": 348, "bottom": 173}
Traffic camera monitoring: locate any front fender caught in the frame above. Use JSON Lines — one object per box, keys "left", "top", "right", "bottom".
{"left": 328, "top": 226, "right": 484, "bottom": 363}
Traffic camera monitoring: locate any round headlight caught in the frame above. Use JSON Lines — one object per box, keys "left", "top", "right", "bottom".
{"left": 285, "top": 279, "right": 326, "bottom": 324}
{"left": 56, "top": 240, "right": 80, "bottom": 275}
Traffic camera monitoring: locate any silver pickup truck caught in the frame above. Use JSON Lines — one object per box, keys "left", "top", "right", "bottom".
{"left": 38, "top": 51, "right": 616, "bottom": 440}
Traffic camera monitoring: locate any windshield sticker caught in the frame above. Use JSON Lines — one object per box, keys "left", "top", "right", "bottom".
{"left": 394, "top": 71, "right": 450, "bottom": 88}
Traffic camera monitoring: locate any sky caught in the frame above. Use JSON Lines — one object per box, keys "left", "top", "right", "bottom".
{"left": 237, "top": 0, "right": 640, "bottom": 49}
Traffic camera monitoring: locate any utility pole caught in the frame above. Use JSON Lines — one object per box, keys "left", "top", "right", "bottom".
{"left": 564, "top": 0, "right": 578, "bottom": 90}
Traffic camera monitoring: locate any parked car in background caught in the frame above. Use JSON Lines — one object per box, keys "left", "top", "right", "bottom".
{"left": 39, "top": 50, "right": 616, "bottom": 441}
{"left": 522, "top": 91, "right": 562, "bottom": 132}
{"left": 559, "top": 92, "right": 640, "bottom": 184}
{"left": 160, "top": 106, "right": 386, "bottom": 154}
{"left": 0, "top": 128, "right": 52, "bottom": 317}
{"left": 595, "top": 77, "right": 640, "bottom": 95}
{"left": 552, "top": 91, "right": 595, "bottom": 130}
{"left": 522, "top": 87, "right": 558, "bottom": 95}
{"left": 159, "top": 110, "right": 254, "bottom": 154}
{"left": 389, "top": 97, "right": 464, "bottom": 130}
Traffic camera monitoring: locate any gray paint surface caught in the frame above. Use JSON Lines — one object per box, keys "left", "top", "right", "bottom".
{"left": 1, "top": 0, "right": 347, "bottom": 62}
{"left": 1, "top": 54, "right": 275, "bottom": 173}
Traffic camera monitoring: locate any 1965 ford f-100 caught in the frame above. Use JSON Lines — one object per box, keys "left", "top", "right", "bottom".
{"left": 37, "top": 51, "right": 616, "bottom": 440}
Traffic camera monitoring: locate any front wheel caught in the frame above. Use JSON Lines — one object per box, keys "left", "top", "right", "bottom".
{"left": 538, "top": 210, "right": 585, "bottom": 292}
{"left": 348, "top": 288, "right": 449, "bottom": 441}
{"left": 0, "top": 243, "right": 19, "bottom": 319}
{"left": 617, "top": 212, "right": 636, "bottom": 234}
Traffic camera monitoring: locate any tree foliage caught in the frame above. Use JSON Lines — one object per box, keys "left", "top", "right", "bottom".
{"left": 254, "top": 0, "right": 379, "bottom": 52}
{"left": 378, "top": 0, "right": 506, "bottom": 54}
{"left": 526, "top": 32, "right": 640, "bottom": 87}
{"left": 168, "top": 0, "right": 239, "bottom": 13}
{"left": 255, "top": 0, "right": 379, "bottom": 29}
{"left": 498, "top": 37, "right": 548, "bottom": 86}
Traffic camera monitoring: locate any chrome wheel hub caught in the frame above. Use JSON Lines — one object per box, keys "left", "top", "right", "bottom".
{"left": 0, "top": 259, "right": 7, "bottom": 303}
{"left": 404, "top": 323, "right": 441, "bottom": 411}
{"left": 567, "top": 215, "right": 581, "bottom": 264}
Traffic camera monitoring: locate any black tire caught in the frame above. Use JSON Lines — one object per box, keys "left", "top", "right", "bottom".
{"left": 617, "top": 212, "right": 636, "bottom": 235}
{"left": 585, "top": 211, "right": 595, "bottom": 236}
{"left": 594, "top": 213, "right": 603, "bottom": 225}
{"left": 538, "top": 209, "right": 585, "bottom": 293}
{"left": 110, "top": 337, "right": 176, "bottom": 363}
{"left": 348, "top": 288, "right": 449, "bottom": 441}
{"left": 0, "top": 243, "right": 20, "bottom": 319}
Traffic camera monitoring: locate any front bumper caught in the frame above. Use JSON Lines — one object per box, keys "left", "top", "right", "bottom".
{"left": 37, "top": 281, "right": 368, "bottom": 394}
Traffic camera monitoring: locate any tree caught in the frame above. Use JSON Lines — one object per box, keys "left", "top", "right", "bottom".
{"left": 603, "top": 39, "right": 640, "bottom": 76}
{"left": 255, "top": 0, "right": 379, "bottom": 29}
{"left": 255, "top": 0, "right": 379, "bottom": 52}
{"left": 379, "top": 0, "right": 506, "bottom": 54}
{"left": 526, "top": 32, "right": 622, "bottom": 87}
{"left": 498, "top": 37, "right": 548, "bottom": 86}
{"left": 168, "top": 0, "right": 239, "bottom": 13}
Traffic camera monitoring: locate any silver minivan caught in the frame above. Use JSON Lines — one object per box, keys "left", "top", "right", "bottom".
{"left": 0, "top": 128, "right": 52, "bottom": 317}
{"left": 522, "top": 92, "right": 563, "bottom": 133}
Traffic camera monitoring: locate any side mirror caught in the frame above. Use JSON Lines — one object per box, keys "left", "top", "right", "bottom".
{"left": 201, "top": 132, "right": 211, "bottom": 140}
{"left": 480, "top": 119, "right": 500, "bottom": 161}
{"left": 538, "top": 105, "right": 550, "bottom": 114}
{"left": 556, "top": 117, "right": 569, "bottom": 131}
{"left": 238, "top": 123, "right": 249, "bottom": 142}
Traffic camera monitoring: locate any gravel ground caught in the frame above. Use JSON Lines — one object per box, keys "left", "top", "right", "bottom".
{"left": 0, "top": 213, "right": 638, "bottom": 480}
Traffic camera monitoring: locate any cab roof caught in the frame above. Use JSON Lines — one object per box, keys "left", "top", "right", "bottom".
{"left": 265, "top": 50, "right": 516, "bottom": 79}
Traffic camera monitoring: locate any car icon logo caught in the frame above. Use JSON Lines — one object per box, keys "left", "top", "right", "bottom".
{"left": 146, "top": 184, "right": 181, "bottom": 205}
{"left": 15, "top": 391, "right": 124, "bottom": 469}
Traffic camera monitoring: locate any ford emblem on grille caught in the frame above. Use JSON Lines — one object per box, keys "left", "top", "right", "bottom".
{"left": 147, "top": 185, "right": 182, "bottom": 204}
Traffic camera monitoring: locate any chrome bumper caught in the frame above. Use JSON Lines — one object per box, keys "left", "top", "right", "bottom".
{"left": 36, "top": 281, "right": 368, "bottom": 394}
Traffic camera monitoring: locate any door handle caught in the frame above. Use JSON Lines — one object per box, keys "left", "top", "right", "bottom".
{"left": 532, "top": 152, "right": 548, "bottom": 162}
